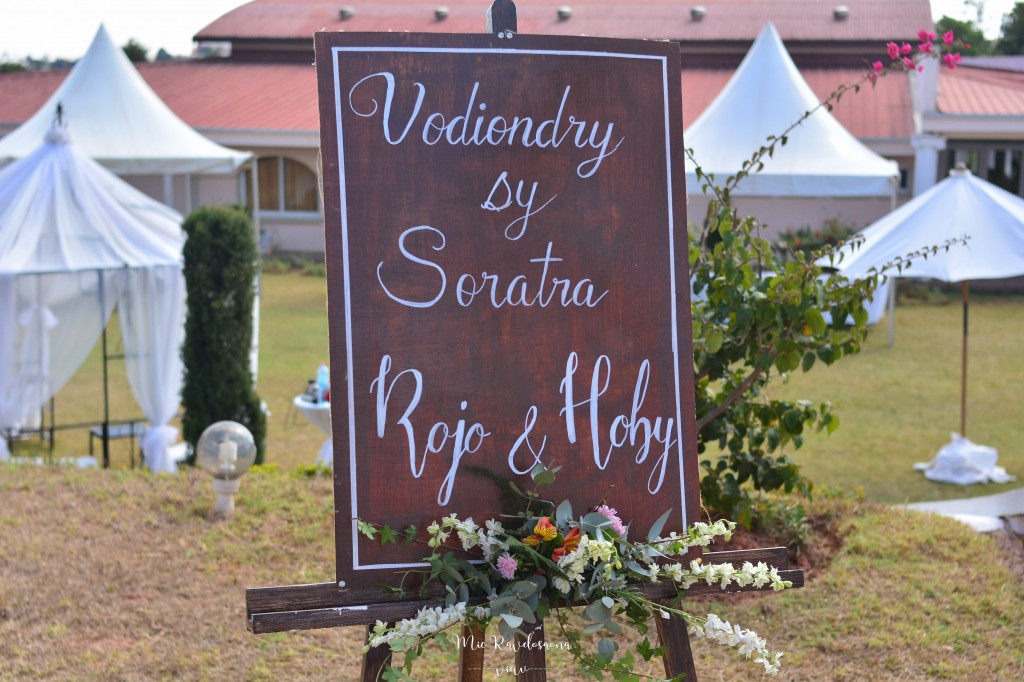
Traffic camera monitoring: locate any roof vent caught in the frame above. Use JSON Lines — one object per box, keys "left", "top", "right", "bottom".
{"left": 434, "top": 7, "right": 449, "bottom": 21}
{"left": 339, "top": 6, "right": 355, "bottom": 21}
{"left": 557, "top": 6, "right": 572, "bottom": 21}
{"left": 691, "top": 6, "right": 706, "bottom": 21}
{"left": 833, "top": 5, "right": 849, "bottom": 21}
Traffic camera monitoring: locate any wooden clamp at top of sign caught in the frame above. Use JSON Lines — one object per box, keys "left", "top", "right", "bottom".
{"left": 245, "top": 2, "right": 803, "bottom": 680}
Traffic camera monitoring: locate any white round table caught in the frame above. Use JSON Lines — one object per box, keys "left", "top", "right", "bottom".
{"left": 293, "top": 395, "right": 333, "bottom": 467}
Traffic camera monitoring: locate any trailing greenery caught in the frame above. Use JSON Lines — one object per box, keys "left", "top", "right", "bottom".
{"left": 181, "top": 205, "right": 267, "bottom": 464}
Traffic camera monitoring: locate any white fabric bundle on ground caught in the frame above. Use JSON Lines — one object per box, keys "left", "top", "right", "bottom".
{"left": 913, "top": 433, "right": 1015, "bottom": 485}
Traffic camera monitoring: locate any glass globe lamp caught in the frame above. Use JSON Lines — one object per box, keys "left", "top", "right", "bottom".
{"left": 196, "top": 421, "right": 257, "bottom": 516}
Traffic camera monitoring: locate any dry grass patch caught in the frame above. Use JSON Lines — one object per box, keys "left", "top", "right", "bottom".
{"left": 2, "top": 466, "right": 1022, "bottom": 680}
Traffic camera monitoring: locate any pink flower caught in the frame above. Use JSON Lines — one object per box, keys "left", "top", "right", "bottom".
{"left": 943, "top": 52, "right": 963, "bottom": 69}
{"left": 886, "top": 42, "right": 900, "bottom": 59}
{"left": 497, "top": 552, "right": 518, "bottom": 580}
{"left": 872, "top": 60, "right": 884, "bottom": 73}
{"left": 902, "top": 56, "right": 916, "bottom": 70}
{"left": 943, "top": 30, "right": 955, "bottom": 45}
{"left": 918, "top": 29, "right": 937, "bottom": 42}
{"left": 596, "top": 505, "right": 627, "bottom": 536}
{"left": 901, "top": 42, "right": 912, "bottom": 55}
{"left": 919, "top": 41, "right": 934, "bottom": 54}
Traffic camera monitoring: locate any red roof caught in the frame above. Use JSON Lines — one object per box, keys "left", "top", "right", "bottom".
{"left": 938, "top": 65, "right": 1024, "bottom": 116}
{"left": 0, "top": 61, "right": 319, "bottom": 132}
{"left": 0, "top": 60, "right": 911, "bottom": 139}
{"left": 198, "top": 0, "right": 931, "bottom": 43}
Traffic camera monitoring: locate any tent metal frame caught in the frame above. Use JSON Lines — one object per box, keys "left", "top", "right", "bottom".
{"left": 1, "top": 268, "right": 146, "bottom": 467}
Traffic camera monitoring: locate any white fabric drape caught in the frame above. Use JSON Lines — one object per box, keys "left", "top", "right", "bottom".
{"left": 0, "top": 128, "right": 185, "bottom": 463}
{"left": 118, "top": 265, "right": 186, "bottom": 473}
{"left": 0, "top": 272, "right": 117, "bottom": 452}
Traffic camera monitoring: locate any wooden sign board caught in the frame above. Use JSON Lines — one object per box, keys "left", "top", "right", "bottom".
{"left": 315, "top": 32, "right": 699, "bottom": 588}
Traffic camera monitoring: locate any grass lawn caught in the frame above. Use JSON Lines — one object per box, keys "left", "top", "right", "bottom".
{"left": 771, "top": 290, "right": 1024, "bottom": 504}
{"left": 3, "top": 272, "right": 1023, "bottom": 681}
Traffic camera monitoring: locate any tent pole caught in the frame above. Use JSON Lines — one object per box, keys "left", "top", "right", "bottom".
{"left": 887, "top": 278, "right": 897, "bottom": 347}
{"left": 961, "top": 281, "right": 969, "bottom": 437}
{"left": 98, "top": 271, "right": 111, "bottom": 468}
{"left": 250, "top": 157, "right": 262, "bottom": 385}
{"left": 162, "top": 174, "right": 174, "bottom": 208}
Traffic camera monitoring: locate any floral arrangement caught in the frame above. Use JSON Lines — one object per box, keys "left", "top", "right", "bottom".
{"left": 358, "top": 467, "right": 791, "bottom": 680}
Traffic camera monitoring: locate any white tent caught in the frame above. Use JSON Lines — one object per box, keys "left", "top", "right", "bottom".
{"left": 0, "top": 126, "right": 186, "bottom": 473}
{"left": 834, "top": 165, "right": 1024, "bottom": 436}
{"left": 836, "top": 167, "right": 1024, "bottom": 281}
{"left": 0, "top": 25, "right": 249, "bottom": 176}
{"left": 684, "top": 23, "right": 899, "bottom": 198}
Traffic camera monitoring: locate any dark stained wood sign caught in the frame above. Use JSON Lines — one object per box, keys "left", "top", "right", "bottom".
{"left": 314, "top": 32, "right": 699, "bottom": 588}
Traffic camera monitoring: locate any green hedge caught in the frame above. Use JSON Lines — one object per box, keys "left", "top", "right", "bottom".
{"left": 180, "top": 206, "right": 267, "bottom": 464}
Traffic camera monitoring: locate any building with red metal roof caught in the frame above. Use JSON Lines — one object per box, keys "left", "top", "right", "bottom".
{"left": 1, "top": 0, "right": 1021, "bottom": 252}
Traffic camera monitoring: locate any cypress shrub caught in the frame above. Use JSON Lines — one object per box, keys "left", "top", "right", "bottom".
{"left": 180, "top": 205, "right": 266, "bottom": 464}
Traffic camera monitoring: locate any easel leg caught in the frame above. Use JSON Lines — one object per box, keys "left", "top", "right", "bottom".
{"left": 657, "top": 611, "right": 698, "bottom": 681}
{"left": 361, "top": 623, "right": 393, "bottom": 682}
{"left": 458, "top": 623, "right": 486, "bottom": 682}
{"left": 514, "top": 621, "right": 547, "bottom": 681}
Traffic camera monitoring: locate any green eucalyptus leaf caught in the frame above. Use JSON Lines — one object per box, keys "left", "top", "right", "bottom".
{"left": 555, "top": 499, "right": 573, "bottom": 526}
{"left": 510, "top": 580, "right": 538, "bottom": 599}
{"left": 530, "top": 462, "right": 556, "bottom": 486}
{"left": 598, "top": 638, "right": 617, "bottom": 658}
{"left": 646, "top": 508, "right": 673, "bottom": 541}
{"left": 583, "top": 600, "right": 612, "bottom": 623}
{"left": 581, "top": 512, "right": 613, "bottom": 537}
{"left": 500, "top": 613, "right": 523, "bottom": 628}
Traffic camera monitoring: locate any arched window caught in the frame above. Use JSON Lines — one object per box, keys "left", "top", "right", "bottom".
{"left": 243, "top": 156, "right": 319, "bottom": 214}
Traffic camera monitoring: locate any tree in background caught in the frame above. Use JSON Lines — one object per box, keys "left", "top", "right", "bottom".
{"left": 936, "top": 15, "right": 990, "bottom": 55}
{"left": 122, "top": 39, "right": 149, "bottom": 63}
{"left": 181, "top": 206, "right": 266, "bottom": 464}
{"left": 995, "top": 2, "right": 1024, "bottom": 54}
{"left": 0, "top": 62, "right": 27, "bottom": 73}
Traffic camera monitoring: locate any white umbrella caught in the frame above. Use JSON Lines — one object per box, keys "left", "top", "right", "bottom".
{"left": 835, "top": 165, "right": 1024, "bottom": 436}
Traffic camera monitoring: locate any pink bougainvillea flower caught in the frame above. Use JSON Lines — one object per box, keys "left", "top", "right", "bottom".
{"left": 919, "top": 40, "right": 934, "bottom": 54}
{"left": 943, "top": 30, "right": 955, "bottom": 45}
{"left": 886, "top": 41, "right": 900, "bottom": 59}
{"left": 902, "top": 56, "right": 916, "bottom": 70}
{"left": 943, "top": 52, "right": 963, "bottom": 69}
{"left": 918, "top": 29, "right": 937, "bottom": 42}
{"left": 872, "top": 60, "right": 884, "bottom": 73}
{"left": 497, "top": 552, "right": 518, "bottom": 580}
{"left": 901, "top": 42, "right": 912, "bottom": 55}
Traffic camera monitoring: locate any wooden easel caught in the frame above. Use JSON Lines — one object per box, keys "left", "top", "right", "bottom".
{"left": 247, "top": 545, "right": 803, "bottom": 680}
{"left": 247, "top": 3, "right": 804, "bottom": 679}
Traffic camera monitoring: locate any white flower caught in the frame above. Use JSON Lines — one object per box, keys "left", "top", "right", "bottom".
{"left": 688, "top": 613, "right": 783, "bottom": 676}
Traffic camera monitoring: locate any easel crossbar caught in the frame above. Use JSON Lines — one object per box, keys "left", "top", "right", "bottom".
{"left": 247, "top": 547, "right": 800, "bottom": 634}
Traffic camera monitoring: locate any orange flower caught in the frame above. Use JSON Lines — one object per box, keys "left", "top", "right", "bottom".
{"left": 534, "top": 517, "right": 557, "bottom": 540}
{"left": 524, "top": 516, "right": 558, "bottom": 546}
{"left": 552, "top": 527, "right": 580, "bottom": 561}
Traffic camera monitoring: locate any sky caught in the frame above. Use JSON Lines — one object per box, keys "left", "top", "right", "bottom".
{"left": 0, "top": 0, "right": 1020, "bottom": 62}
